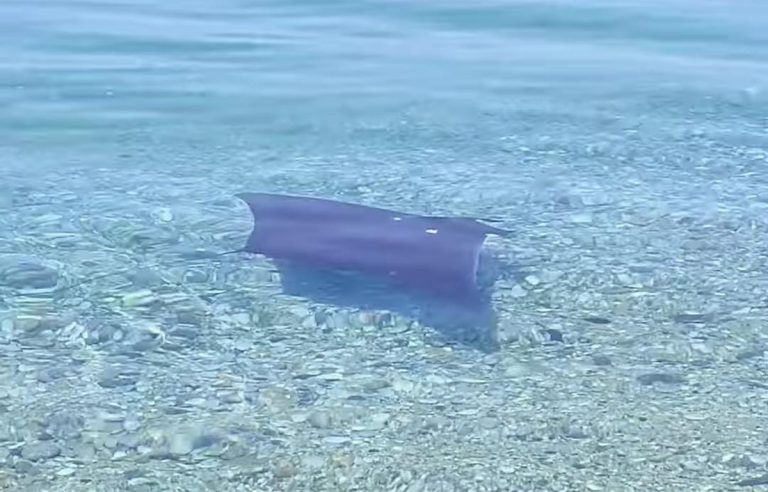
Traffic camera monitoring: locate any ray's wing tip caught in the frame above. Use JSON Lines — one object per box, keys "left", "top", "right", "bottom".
{"left": 478, "top": 221, "right": 512, "bottom": 237}
{"left": 234, "top": 191, "right": 259, "bottom": 201}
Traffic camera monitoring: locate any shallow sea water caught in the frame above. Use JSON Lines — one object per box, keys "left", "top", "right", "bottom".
{"left": 2, "top": 0, "right": 768, "bottom": 490}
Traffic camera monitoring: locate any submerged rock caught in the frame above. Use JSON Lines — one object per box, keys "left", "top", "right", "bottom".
{"left": 21, "top": 441, "right": 61, "bottom": 462}
{"left": 0, "top": 257, "right": 59, "bottom": 290}
{"left": 636, "top": 372, "right": 685, "bottom": 386}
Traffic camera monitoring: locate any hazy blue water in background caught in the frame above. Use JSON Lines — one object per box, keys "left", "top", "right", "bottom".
{"left": 2, "top": 0, "right": 767, "bottom": 173}
{"left": 3, "top": 1, "right": 768, "bottom": 489}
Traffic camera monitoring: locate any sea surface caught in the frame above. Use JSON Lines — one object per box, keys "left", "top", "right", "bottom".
{"left": 1, "top": 1, "right": 768, "bottom": 490}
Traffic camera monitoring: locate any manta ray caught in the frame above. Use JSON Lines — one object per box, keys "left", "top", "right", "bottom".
{"left": 235, "top": 192, "right": 510, "bottom": 306}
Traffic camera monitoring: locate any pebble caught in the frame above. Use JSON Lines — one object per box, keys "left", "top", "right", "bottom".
{"left": 99, "top": 410, "right": 127, "bottom": 423}
{"left": 405, "top": 477, "right": 426, "bottom": 492}
{"left": 123, "top": 417, "right": 141, "bottom": 433}
{"left": 542, "top": 328, "right": 564, "bottom": 342}
{"left": 422, "top": 416, "right": 451, "bottom": 431}
{"left": 391, "top": 377, "right": 415, "bottom": 394}
{"left": 0, "top": 260, "right": 59, "bottom": 289}
{"left": 636, "top": 372, "right": 685, "bottom": 386}
{"left": 129, "top": 268, "right": 165, "bottom": 287}
{"left": 110, "top": 222, "right": 180, "bottom": 248}
{"left": 183, "top": 270, "right": 208, "bottom": 283}
{"left": 14, "top": 459, "right": 38, "bottom": 474}
{"left": 37, "top": 367, "right": 68, "bottom": 383}
{"left": 123, "top": 430, "right": 144, "bottom": 446}
{"left": 301, "top": 314, "right": 319, "bottom": 329}
{"left": 424, "top": 374, "right": 448, "bottom": 385}
{"left": 592, "top": 354, "right": 613, "bottom": 366}
{"left": 229, "top": 313, "right": 251, "bottom": 325}
{"left": 616, "top": 273, "right": 633, "bottom": 285}
{"left": 508, "top": 285, "right": 527, "bottom": 298}
{"left": 71, "top": 442, "right": 96, "bottom": 463}
{"left": 556, "top": 192, "right": 584, "bottom": 208}
{"left": 55, "top": 467, "right": 77, "bottom": 477}
{"left": 301, "top": 455, "right": 325, "bottom": 470}
{"left": 570, "top": 213, "right": 593, "bottom": 224}
{"left": 234, "top": 338, "right": 252, "bottom": 352}
{"left": 121, "top": 290, "right": 158, "bottom": 308}
{"left": 258, "top": 388, "right": 294, "bottom": 412}
{"left": 151, "top": 207, "right": 174, "bottom": 223}
{"left": 322, "top": 436, "right": 350, "bottom": 445}
{"left": 273, "top": 460, "right": 297, "bottom": 479}
{"left": 44, "top": 411, "right": 84, "bottom": 440}
{"left": 112, "top": 450, "right": 129, "bottom": 460}
{"left": 175, "top": 308, "right": 207, "bottom": 326}
{"left": 737, "top": 473, "right": 768, "bottom": 487}
{"left": 176, "top": 249, "right": 221, "bottom": 260}
{"left": 503, "top": 362, "right": 531, "bottom": 378}
{"left": 672, "top": 313, "right": 712, "bottom": 324}
{"left": 295, "top": 386, "right": 318, "bottom": 406}
{"left": 14, "top": 315, "right": 43, "bottom": 334}
{"left": 369, "top": 413, "right": 391, "bottom": 430}
{"left": 0, "top": 318, "right": 13, "bottom": 333}
{"left": 307, "top": 411, "right": 332, "bottom": 429}
{"left": 524, "top": 275, "right": 541, "bottom": 286}
{"left": 293, "top": 369, "right": 321, "bottom": 380}
{"left": 129, "top": 323, "right": 165, "bottom": 351}
{"left": 735, "top": 346, "right": 765, "bottom": 361}
{"left": 723, "top": 453, "right": 767, "bottom": 468}
{"left": 167, "top": 433, "right": 195, "bottom": 457}
{"left": 361, "top": 377, "right": 391, "bottom": 392}
{"left": 561, "top": 423, "right": 590, "bottom": 439}
{"left": 21, "top": 441, "right": 61, "bottom": 461}
{"left": 582, "top": 192, "right": 611, "bottom": 206}
{"left": 98, "top": 366, "right": 140, "bottom": 389}
{"left": 317, "top": 372, "right": 344, "bottom": 381}
{"left": 103, "top": 436, "right": 119, "bottom": 449}
{"left": 219, "top": 391, "right": 243, "bottom": 404}
{"left": 477, "top": 417, "right": 500, "bottom": 430}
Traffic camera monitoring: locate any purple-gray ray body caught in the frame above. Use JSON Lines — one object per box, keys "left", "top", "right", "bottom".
{"left": 236, "top": 192, "right": 508, "bottom": 304}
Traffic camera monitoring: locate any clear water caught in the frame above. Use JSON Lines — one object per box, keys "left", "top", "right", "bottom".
{"left": 4, "top": 0, "right": 766, "bottom": 172}
{"left": 2, "top": 0, "right": 768, "bottom": 490}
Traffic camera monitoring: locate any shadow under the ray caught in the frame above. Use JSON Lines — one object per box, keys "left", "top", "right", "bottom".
{"left": 272, "top": 250, "right": 517, "bottom": 353}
